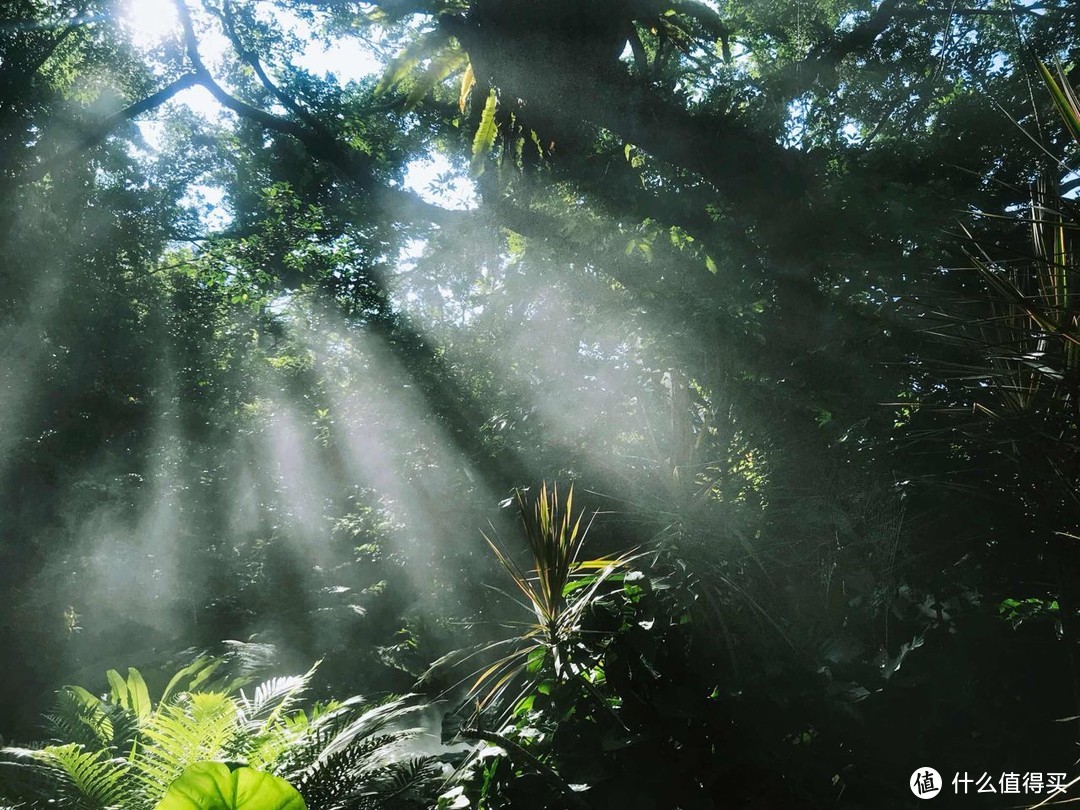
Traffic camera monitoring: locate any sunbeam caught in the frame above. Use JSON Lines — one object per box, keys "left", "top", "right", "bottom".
{"left": 4, "top": 1, "right": 1079, "bottom": 803}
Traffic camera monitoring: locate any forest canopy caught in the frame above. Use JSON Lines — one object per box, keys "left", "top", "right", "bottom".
{"left": 1, "top": 0, "right": 1080, "bottom": 807}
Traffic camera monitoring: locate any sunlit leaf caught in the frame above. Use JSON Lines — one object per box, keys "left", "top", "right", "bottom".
{"left": 471, "top": 89, "right": 499, "bottom": 177}
{"left": 459, "top": 61, "right": 475, "bottom": 113}
{"left": 375, "top": 30, "right": 450, "bottom": 97}
{"left": 154, "top": 762, "right": 306, "bottom": 810}
{"left": 405, "top": 48, "right": 468, "bottom": 111}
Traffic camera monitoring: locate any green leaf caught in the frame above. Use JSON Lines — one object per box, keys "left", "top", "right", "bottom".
{"left": 404, "top": 48, "right": 468, "bottom": 111}
{"left": 107, "top": 669, "right": 129, "bottom": 708}
{"left": 375, "top": 30, "right": 450, "bottom": 97}
{"left": 562, "top": 577, "right": 595, "bottom": 597}
{"left": 154, "top": 762, "right": 306, "bottom": 810}
{"left": 127, "top": 668, "right": 152, "bottom": 722}
{"left": 525, "top": 646, "right": 546, "bottom": 674}
{"left": 471, "top": 89, "right": 498, "bottom": 177}
{"left": 459, "top": 61, "right": 475, "bottom": 112}
{"left": 161, "top": 657, "right": 218, "bottom": 704}
{"left": 1039, "top": 61, "right": 1080, "bottom": 145}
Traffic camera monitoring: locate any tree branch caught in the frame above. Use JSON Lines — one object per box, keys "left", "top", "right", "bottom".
{"left": 216, "top": 0, "right": 331, "bottom": 137}
{"left": 21, "top": 73, "right": 200, "bottom": 184}
{"left": 173, "top": 0, "right": 461, "bottom": 228}
{"left": 90, "top": 74, "right": 201, "bottom": 146}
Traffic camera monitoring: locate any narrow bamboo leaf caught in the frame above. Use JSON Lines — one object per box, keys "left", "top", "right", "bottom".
{"left": 1039, "top": 61, "right": 1080, "bottom": 144}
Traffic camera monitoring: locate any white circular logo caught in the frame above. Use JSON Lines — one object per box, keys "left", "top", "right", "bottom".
{"left": 911, "top": 767, "right": 942, "bottom": 799}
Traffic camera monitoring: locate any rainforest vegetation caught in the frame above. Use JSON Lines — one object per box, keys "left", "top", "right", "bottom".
{"left": 2, "top": 0, "right": 1080, "bottom": 807}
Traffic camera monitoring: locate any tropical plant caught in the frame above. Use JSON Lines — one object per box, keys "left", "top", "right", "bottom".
{"left": 154, "top": 762, "right": 306, "bottom": 810}
{"left": 946, "top": 61, "right": 1080, "bottom": 438}
{"left": 0, "top": 658, "right": 447, "bottom": 810}
{"left": 430, "top": 483, "right": 638, "bottom": 719}
{"left": 431, "top": 485, "right": 778, "bottom": 809}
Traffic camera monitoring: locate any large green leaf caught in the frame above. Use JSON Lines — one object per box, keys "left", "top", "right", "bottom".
{"left": 154, "top": 762, "right": 306, "bottom": 810}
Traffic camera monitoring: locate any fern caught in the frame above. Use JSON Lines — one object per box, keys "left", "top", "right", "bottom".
{"left": 237, "top": 660, "right": 319, "bottom": 732}
{"left": 44, "top": 688, "right": 114, "bottom": 752}
{"left": 3, "top": 744, "right": 130, "bottom": 810}
{"left": 291, "top": 735, "right": 424, "bottom": 809}
{"left": 367, "top": 756, "right": 439, "bottom": 804}
{"left": 134, "top": 692, "right": 238, "bottom": 798}
{"left": 280, "top": 698, "right": 435, "bottom": 809}
{"left": 3, "top": 662, "right": 450, "bottom": 810}
{"left": 404, "top": 48, "right": 469, "bottom": 111}
{"left": 106, "top": 668, "right": 152, "bottom": 723}
{"left": 375, "top": 29, "right": 452, "bottom": 97}
{"left": 0, "top": 752, "right": 71, "bottom": 808}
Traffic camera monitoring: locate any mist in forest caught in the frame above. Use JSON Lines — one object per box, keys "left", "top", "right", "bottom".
{"left": 2, "top": 0, "right": 1079, "bottom": 807}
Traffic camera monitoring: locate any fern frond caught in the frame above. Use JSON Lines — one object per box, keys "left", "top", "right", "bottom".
{"left": 238, "top": 660, "right": 319, "bottom": 732}
{"left": 471, "top": 89, "right": 499, "bottom": 177}
{"left": 375, "top": 29, "right": 451, "bottom": 97}
{"left": 2, "top": 744, "right": 131, "bottom": 809}
{"left": 44, "top": 687, "right": 113, "bottom": 751}
{"left": 292, "top": 733, "right": 418, "bottom": 809}
{"left": 0, "top": 752, "right": 68, "bottom": 808}
{"left": 270, "top": 699, "right": 363, "bottom": 777}
{"left": 366, "top": 755, "right": 439, "bottom": 803}
{"left": 279, "top": 698, "right": 430, "bottom": 808}
{"left": 106, "top": 669, "right": 152, "bottom": 723}
{"left": 134, "top": 692, "right": 238, "bottom": 799}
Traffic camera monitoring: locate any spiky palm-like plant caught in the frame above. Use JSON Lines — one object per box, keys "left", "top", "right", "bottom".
{"left": 0, "top": 659, "right": 444, "bottom": 810}
{"left": 952, "top": 62, "right": 1080, "bottom": 433}
{"left": 432, "top": 483, "right": 638, "bottom": 718}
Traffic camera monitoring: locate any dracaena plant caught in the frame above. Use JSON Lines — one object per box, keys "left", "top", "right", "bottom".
{"left": 430, "top": 482, "right": 639, "bottom": 720}
{"left": 0, "top": 657, "right": 445, "bottom": 810}
{"left": 431, "top": 487, "right": 709, "bottom": 810}
{"left": 953, "top": 61, "right": 1080, "bottom": 425}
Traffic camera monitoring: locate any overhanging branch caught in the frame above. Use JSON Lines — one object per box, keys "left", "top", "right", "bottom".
{"left": 21, "top": 72, "right": 200, "bottom": 184}
{"left": 173, "top": 0, "right": 461, "bottom": 228}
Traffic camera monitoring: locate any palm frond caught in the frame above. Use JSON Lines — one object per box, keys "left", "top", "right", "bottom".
{"left": 364, "top": 756, "right": 439, "bottom": 804}
{"left": 280, "top": 696, "right": 435, "bottom": 808}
